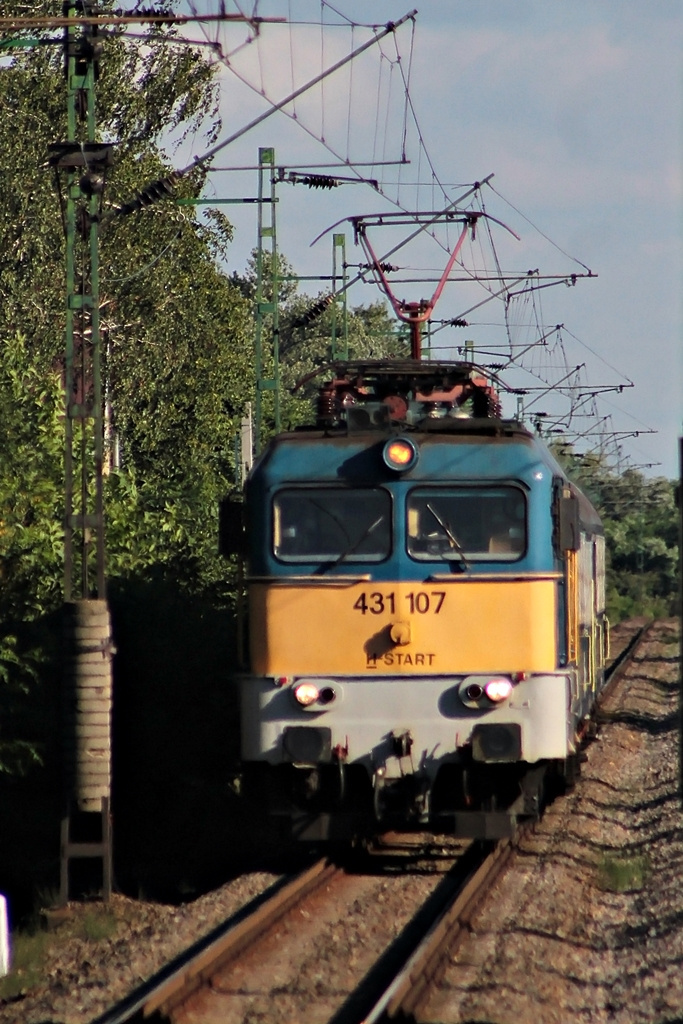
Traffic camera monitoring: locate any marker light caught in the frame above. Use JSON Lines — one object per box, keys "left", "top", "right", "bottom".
{"left": 383, "top": 437, "right": 419, "bottom": 472}
{"left": 484, "top": 678, "right": 513, "bottom": 703}
{"left": 293, "top": 682, "right": 320, "bottom": 707}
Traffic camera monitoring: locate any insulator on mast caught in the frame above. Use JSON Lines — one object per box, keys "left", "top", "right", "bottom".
{"left": 361, "top": 262, "right": 399, "bottom": 273}
{"left": 114, "top": 173, "right": 179, "bottom": 216}
{"left": 288, "top": 174, "right": 340, "bottom": 189}
{"left": 291, "top": 294, "right": 335, "bottom": 328}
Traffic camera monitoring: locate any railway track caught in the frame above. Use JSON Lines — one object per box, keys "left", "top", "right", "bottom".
{"left": 92, "top": 624, "right": 654, "bottom": 1024}
{"left": 92, "top": 839, "right": 478, "bottom": 1024}
{"left": 362, "top": 621, "right": 656, "bottom": 1024}
{"left": 90, "top": 857, "right": 339, "bottom": 1023}
{"left": 412, "top": 618, "right": 679, "bottom": 1023}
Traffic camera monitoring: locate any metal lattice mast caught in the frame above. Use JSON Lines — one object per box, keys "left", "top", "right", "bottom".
{"left": 253, "top": 147, "right": 280, "bottom": 454}
{"left": 61, "top": 2, "right": 106, "bottom": 600}
{"left": 55, "top": 1, "right": 114, "bottom": 905}
{"left": 331, "top": 234, "right": 349, "bottom": 360}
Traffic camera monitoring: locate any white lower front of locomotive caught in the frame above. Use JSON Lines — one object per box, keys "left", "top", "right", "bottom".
{"left": 238, "top": 672, "right": 585, "bottom": 837}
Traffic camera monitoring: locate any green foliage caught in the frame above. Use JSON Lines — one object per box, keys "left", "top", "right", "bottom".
{"left": 0, "top": 334, "right": 64, "bottom": 621}
{"left": 278, "top": 297, "right": 406, "bottom": 429}
{"left": 595, "top": 472, "right": 677, "bottom": 622}
{"left": 0, "top": 6, "right": 251, "bottom": 799}
{"left": 232, "top": 249, "right": 407, "bottom": 434}
{"left": 0, "top": 4, "right": 253, "bottom": 605}
{"left": 0, "top": 635, "right": 43, "bottom": 776}
{"left": 0, "top": 928, "right": 50, "bottom": 1002}
{"left": 0, "top": 904, "right": 118, "bottom": 1002}
{"left": 78, "top": 908, "right": 118, "bottom": 942}
{"left": 0, "top": 334, "right": 63, "bottom": 775}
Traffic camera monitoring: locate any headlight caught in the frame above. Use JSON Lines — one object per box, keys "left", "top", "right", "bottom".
{"left": 292, "top": 681, "right": 338, "bottom": 708}
{"left": 459, "top": 675, "right": 514, "bottom": 708}
{"left": 484, "top": 678, "right": 513, "bottom": 702}
{"left": 293, "top": 682, "right": 319, "bottom": 707}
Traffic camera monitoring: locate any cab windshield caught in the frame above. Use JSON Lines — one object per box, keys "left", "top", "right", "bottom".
{"left": 407, "top": 486, "right": 526, "bottom": 562}
{"left": 273, "top": 488, "right": 391, "bottom": 563}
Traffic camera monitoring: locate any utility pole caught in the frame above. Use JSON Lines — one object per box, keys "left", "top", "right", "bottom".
{"left": 331, "top": 234, "right": 349, "bottom": 360}
{"left": 52, "top": 4, "right": 110, "bottom": 602}
{"left": 254, "top": 147, "right": 280, "bottom": 453}
{"left": 49, "top": 0, "right": 114, "bottom": 904}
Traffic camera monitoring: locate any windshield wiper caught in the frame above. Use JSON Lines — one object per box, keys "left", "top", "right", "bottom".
{"left": 426, "top": 502, "right": 470, "bottom": 570}
{"left": 308, "top": 498, "right": 352, "bottom": 544}
{"left": 317, "top": 514, "right": 385, "bottom": 573}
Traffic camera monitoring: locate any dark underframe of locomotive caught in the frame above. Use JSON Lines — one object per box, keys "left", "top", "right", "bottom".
{"left": 241, "top": 752, "right": 580, "bottom": 843}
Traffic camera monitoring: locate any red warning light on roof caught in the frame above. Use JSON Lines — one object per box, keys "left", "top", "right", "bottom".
{"left": 383, "top": 437, "right": 419, "bottom": 471}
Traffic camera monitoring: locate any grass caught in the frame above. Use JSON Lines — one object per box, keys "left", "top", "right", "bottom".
{"left": 0, "top": 929, "right": 51, "bottom": 1002}
{"left": 597, "top": 853, "right": 651, "bottom": 893}
{"left": 78, "top": 908, "right": 118, "bottom": 942}
{"left": 0, "top": 904, "right": 119, "bottom": 1002}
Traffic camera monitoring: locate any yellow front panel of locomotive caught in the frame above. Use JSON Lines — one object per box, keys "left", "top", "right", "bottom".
{"left": 249, "top": 579, "right": 558, "bottom": 676}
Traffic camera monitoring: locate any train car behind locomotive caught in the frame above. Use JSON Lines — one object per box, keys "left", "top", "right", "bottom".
{"left": 222, "top": 360, "right": 607, "bottom": 840}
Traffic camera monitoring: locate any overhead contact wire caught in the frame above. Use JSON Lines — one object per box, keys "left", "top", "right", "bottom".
{"left": 346, "top": 23, "right": 354, "bottom": 161}
{"left": 489, "top": 183, "right": 594, "bottom": 274}
{"left": 320, "top": 0, "right": 326, "bottom": 143}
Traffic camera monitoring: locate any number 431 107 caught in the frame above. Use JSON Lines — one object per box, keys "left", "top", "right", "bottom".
{"left": 352, "top": 591, "right": 446, "bottom": 615}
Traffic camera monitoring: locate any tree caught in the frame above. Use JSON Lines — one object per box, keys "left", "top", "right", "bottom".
{"left": 0, "top": 333, "right": 64, "bottom": 775}
{"left": 0, "top": 4, "right": 258, "bottom": 796}
{"left": 0, "top": 2, "right": 254, "bottom": 604}
{"left": 231, "top": 249, "right": 407, "bottom": 433}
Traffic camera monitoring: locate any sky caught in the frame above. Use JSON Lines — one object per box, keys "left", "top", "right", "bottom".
{"left": 174, "top": 1, "right": 682, "bottom": 477}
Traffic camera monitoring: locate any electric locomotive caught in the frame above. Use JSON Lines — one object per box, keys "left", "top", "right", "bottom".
{"left": 224, "top": 359, "right": 607, "bottom": 840}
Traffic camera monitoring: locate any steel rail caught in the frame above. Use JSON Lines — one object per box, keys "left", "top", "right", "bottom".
{"left": 597, "top": 620, "right": 657, "bottom": 720}
{"left": 359, "top": 621, "right": 656, "bottom": 1022}
{"left": 90, "top": 857, "right": 339, "bottom": 1024}
{"left": 92, "top": 624, "right": 653, "bottom": 1024}
{"left": 359, "top": 837, "right": 521, "bottom": 1023}
{"left": 602, "top": 621, "right": 654, "bottom": 687}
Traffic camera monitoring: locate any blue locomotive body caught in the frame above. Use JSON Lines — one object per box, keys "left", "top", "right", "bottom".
{"left": 228, "top": 362, "right": 606, "bottom": 839}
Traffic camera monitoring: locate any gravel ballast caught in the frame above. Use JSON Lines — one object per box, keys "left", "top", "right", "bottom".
{"left": 422, "top": 619, "right": 682, "bottom": 1023}
{"left": 1, "top": 619, "right": 680, "bottom": 1024}
{"left": 0, "top": 873, "right": 279, "bottom": 1024}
